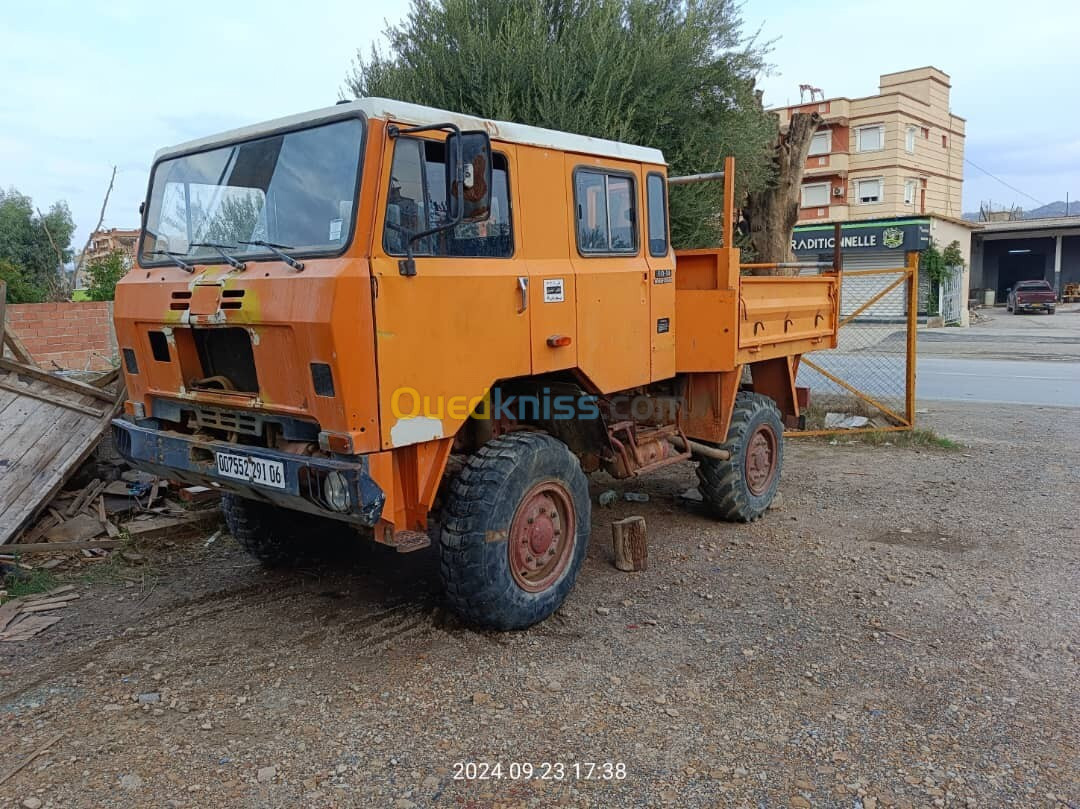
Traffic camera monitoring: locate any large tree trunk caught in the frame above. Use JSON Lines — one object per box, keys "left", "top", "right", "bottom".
{"left": 744, "top": 111, "right": 822, "bottom": 275}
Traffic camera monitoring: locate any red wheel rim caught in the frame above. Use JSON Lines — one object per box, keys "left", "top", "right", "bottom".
{"left": 508, "top": 480, "right": 576, "bottom": 593}
{"left": 745, "top": 424, "right": 778, "bottom": 496}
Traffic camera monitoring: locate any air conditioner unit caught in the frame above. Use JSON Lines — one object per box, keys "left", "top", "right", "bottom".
{"left": 832, "top": 187, "right": 844, "bottom": 197}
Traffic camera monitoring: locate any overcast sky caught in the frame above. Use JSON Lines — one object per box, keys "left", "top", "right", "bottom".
{"left": 2, "top": 0, "right": 1077, "bottom": 245}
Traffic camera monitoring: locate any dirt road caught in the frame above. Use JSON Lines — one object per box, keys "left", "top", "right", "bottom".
{"left": 1, "top": 401, "right": 1077, "bottom": 809}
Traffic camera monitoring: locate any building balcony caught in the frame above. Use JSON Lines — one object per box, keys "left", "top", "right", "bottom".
{"left": 804, "top": 152, "right": 848, "bottom": 176}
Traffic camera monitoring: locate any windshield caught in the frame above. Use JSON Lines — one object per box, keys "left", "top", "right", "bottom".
{"left": 141, "top": 117, "right": 364, "bottom": 265}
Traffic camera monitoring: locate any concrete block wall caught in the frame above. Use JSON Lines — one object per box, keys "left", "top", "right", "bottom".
{"left": 3, "top": 301, "right": 117, "bottom": 371}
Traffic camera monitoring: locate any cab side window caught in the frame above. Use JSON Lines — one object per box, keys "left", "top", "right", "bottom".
{"left": 574, "top": 169, "right": 637, "bottom": 254}
{"left": 384, "top": 138, "right": 512, "bottom": 258}
{"left": 646, "top": 173, "right": 668, "bottom": 257}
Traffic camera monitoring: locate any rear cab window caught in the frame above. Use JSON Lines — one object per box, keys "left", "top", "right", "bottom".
{"left": 574, "top": 168, "right": 637, "bottom": 255}
{"left": 646, "top": 172, "right": 668, "bottom": 257}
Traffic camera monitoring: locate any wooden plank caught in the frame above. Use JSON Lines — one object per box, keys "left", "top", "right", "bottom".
{"left": 0, "top": 615, "right": 63, "bottom": 641}
{"left": 42, "top": 513, "right": 105, "bottom": 543}
{"left": 0, "top": 358, "right": 115, "bottom": 403}
{"left": 0, "top": 379, "right": 105, "bottom": 418}
{"left": 65, "top": 479, "right": 105, "bottom": 518}
{"left": 2, "top": 539, "right": 123, "bottom": 553}
{"left": 2, "top": 329, "right": 35, "bottom": 366}
{"left": 0, "top": 404, "right": 91, "bottom": 525}
{"left": 125, "top": 508, "right": 221, "bottom": 541}
{"left": 90, "top": 367, "right": 120, "bottom": 389}
{"left": 0, "top": 599, "right": 23, "bottom": 633}
{"left": 0, "top": 732, "right": 64, "bottom": 784}
{"left": 24, "top": 585, "right": 76, "bottom": 601}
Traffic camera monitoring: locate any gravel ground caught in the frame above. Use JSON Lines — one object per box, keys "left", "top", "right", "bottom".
{"left": 1, "top": 400, "right": 1077, "bottom": 809}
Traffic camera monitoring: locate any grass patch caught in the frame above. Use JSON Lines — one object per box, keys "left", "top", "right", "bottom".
{"left": 857, "top": 428, "right": 962, "bottom": 450}
{"left": 2, "top": 568, "right": 58, "bottom": 601}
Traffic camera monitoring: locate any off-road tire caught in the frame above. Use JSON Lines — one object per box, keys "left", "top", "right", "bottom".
{"left": 222, "top": 494, "right": 359, "bottom": 567}
{"left": 439, "top": 432, "right": 591, "bottom": 630}
{"left": 696, "top": 392, "right": 784, "bottom": 522}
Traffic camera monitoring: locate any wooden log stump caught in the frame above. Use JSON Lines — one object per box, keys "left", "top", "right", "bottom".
{"left": 611, "top": 516, "right": 647, "bottom": 572}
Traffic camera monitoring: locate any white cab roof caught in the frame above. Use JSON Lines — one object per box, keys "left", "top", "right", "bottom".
{"left": 154, "top": 97, "right": 666, "bottom": 165}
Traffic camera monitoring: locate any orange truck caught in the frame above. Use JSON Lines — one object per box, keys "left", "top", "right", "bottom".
{"left": 113, "top": 98, "right": 839, "bottom": 629}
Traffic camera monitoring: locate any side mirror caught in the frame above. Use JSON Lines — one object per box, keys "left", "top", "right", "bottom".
{"left": 446, "top": 130, "right": 492, "bottom": 224}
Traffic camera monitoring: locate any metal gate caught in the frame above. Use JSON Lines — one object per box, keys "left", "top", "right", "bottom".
{"left": 793, "top": 251, "right": 918, "bottom": 435}
{"left": 939, "top": 266, "right": 964, "bottom": 326}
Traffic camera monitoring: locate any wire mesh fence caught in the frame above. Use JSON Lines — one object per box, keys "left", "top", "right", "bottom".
{"left": 793, "top": 254, "right": 917, "bottom": 434}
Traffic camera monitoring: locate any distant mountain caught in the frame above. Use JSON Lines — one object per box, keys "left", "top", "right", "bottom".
{"left": 963, "top": 200, "right": 1080, "bottom": 222}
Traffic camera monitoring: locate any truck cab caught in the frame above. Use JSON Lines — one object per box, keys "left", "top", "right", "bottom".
{"left": 114, "top": 98, "right": 838, "bottom": 628}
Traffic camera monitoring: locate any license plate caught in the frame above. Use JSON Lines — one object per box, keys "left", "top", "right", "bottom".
{"left": 214, "top": 451, "right": 286, "bottom": 489}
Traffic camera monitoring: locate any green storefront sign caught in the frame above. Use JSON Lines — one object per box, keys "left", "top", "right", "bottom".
{"left": 792, "top": 219, "right": 931, "bottom": 254}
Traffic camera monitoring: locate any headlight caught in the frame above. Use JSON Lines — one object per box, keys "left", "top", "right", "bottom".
{"left": 323, "top": 471, "right": 351, "bottom": 513}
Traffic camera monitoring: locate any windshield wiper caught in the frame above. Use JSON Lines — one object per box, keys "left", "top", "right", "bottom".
{"left": 238, "top": 240, "right": 305, "bottom": 272}
{"left": 149, "top": 250, "right": 194, "bottom": 273}
{"left": 190, "top": 242, "right": 246, "bottom": 270}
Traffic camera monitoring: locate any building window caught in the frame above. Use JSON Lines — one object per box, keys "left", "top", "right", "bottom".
{"left": 808, "top": 130, "right": 831, "bottom": 157}
{"left": 855, "top": 125, "right": 884, "bottom": 152}
{"left": 941, "top": 134, "right": 948, "bottom": 148}
{"left": 904, "top": 179, "right": 917, "bottom": 206}
{"left": 574, "top": 169, "right": 637, "bottom": 254}
{"left": 905, "top": 126, "right": 917, "bottom": 154}
{"left": 855, "top": 177, "right": 883, "bottom": 204}
{"left": 801, "top": 183, "right": 830, "bottom": 208}
{"left": 922, "top": 127, "right": 930, "bottom": 139}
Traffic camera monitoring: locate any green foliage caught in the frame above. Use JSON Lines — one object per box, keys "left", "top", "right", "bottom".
{"left": 347, "top": 0, "right": 776, "bottom": 247}
{"left": 941, "top": 240, "right": 965, "bottom": 269}
{"left": 85, "top": 249, "right": 129, "bottom": 301}
{"left": 919, "top": 240, "right": 948, "bottom": 283}
{"left": 859, "top": 428, "right": 962, "bottom": 450}
{"left": 0, "top": 188, "right": 75, "bottom": 293}
{"left": 2, "top": 568, "right": 58, "bottom": 601}
{"left": 0, "top": 259, "right": 47, "bottom": 302}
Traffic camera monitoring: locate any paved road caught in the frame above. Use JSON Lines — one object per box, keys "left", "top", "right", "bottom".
{"left": 802, "top": 354, "right": 1080, "bottom": 408}
{"left": 916, "top": 356, "right": 1080, "bottom": 406}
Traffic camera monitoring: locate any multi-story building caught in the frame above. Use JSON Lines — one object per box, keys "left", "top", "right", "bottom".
{"left": 774, "top": 67, "right": 977, "bottom": 321}
{"left": 74, "top": 227, "right": 139, "bottom": 289}
{"left": 777, "top": 67, "right": 965, "bottom": 225}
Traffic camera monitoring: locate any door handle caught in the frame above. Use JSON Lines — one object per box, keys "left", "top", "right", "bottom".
{"left": 517, "top": 276, "right": 529, "bottom": 313}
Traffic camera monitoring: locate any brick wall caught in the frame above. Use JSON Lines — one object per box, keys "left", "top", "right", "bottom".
{"left": 3, "top": 302, "right": 117, "bottom": 371}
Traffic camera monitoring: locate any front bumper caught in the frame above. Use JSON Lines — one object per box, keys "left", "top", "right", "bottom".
{"left": 111, "top": 418, "right": 385, "bottom": 526}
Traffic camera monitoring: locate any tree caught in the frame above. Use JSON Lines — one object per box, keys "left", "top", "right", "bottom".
{"left": 346, "top": 0, "right": 776, "bottom": 248}
{"left": 0, "top": 259, "right": 46, "bottom": 303}
{"left": 942, "top": 240, "right": 965, "bottom": 269}
{"left": 84, "top": 249, "right": 129, "bottom": 301}
{"left": 743, "top": 110, "right": 822, "bottom": 272}
{"left": 0, "top": 188, "right": 75, "bottom": 299}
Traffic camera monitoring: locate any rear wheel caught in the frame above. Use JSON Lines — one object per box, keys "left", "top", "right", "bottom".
{"left": 696, "top": 392, "right": 784, "bottom": 522}
{"left": 222, "top": 494, "right": 360, "bottom": 567}
{"left": 439, "top": 432, "right": 590, "bottom": 630}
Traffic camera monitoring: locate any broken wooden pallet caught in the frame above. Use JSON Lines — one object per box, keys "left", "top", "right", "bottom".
{"left": 0, "top": 354, "right": 123, "bottom": 544}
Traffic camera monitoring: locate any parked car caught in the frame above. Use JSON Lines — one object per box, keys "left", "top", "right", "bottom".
{"left": 1007, "top": 280, "right": 1056, "bottom": 315}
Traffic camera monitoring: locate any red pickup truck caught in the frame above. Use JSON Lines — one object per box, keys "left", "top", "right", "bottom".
{"left": 1007, "top": 280, "right": 1056, "bottom": 315}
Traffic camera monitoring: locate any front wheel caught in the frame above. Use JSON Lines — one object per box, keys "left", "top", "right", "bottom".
{"left": 439, "top": 432, "right": 591, "bottom": 630}
{"left": 696, "top": 392, "right": 784, "bottom": 522}
{"left": 222, "top": 494, "right": 361, "bottom": 567}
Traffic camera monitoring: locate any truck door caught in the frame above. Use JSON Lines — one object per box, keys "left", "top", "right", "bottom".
{"left": 370, "top": 133, "right": 531, "bottom": 449}
{"left": 567, "top": 160, "right": 652, "bottom": 393}
{"left": 643, "top": 171, "right": 676, "bottom": 381}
